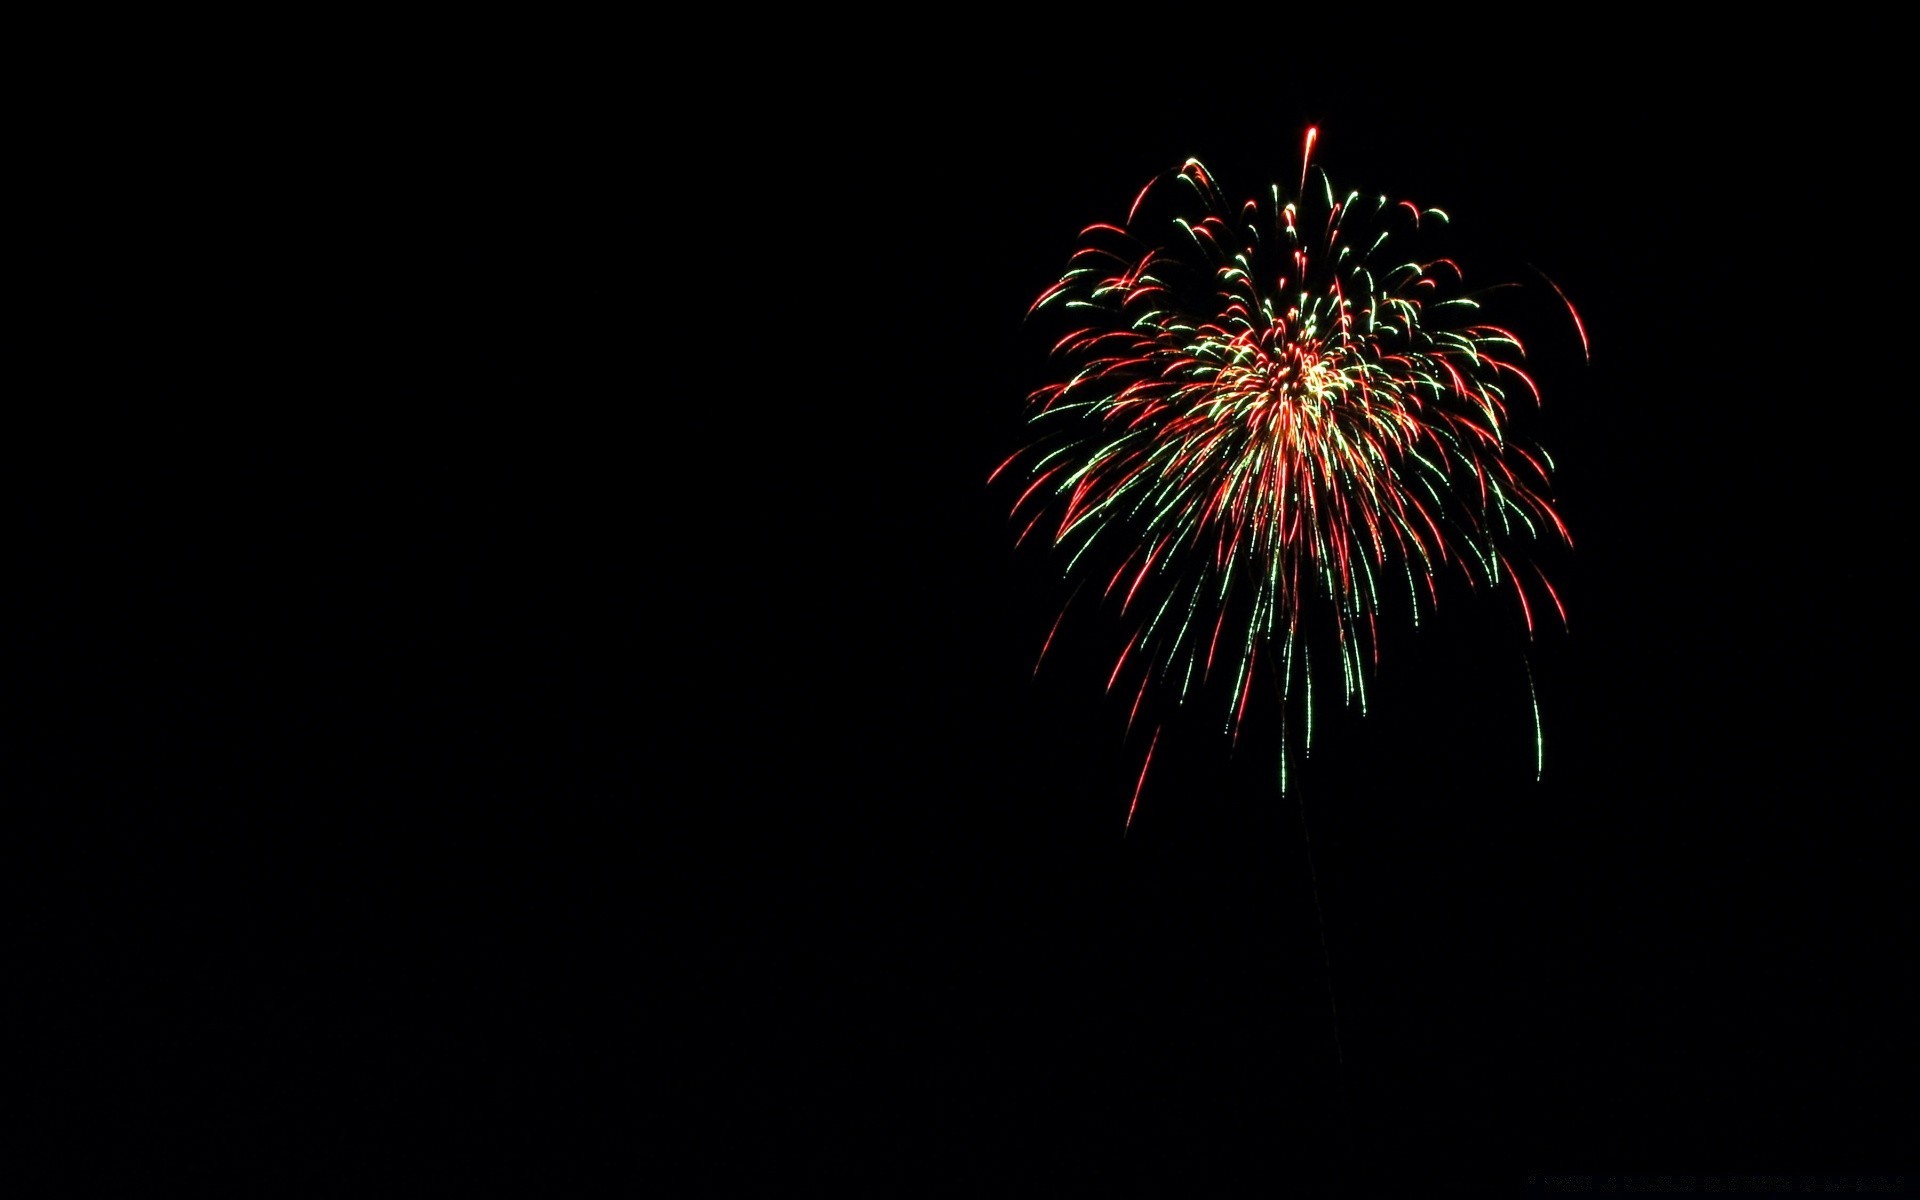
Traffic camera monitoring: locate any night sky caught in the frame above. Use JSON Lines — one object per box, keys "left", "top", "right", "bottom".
{"left": 17, "top": 40, "right": 1913, "bottom": 1196}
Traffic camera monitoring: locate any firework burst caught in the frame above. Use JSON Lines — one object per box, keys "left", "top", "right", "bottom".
{"left": 991, "top": 129, "right": 1582, "bottom": 824}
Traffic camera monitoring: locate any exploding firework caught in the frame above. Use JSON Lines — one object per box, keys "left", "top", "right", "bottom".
{"left": 990, "top": 128, "right": 1583, "bottom": 825}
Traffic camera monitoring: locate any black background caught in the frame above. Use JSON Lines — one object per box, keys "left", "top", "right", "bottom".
{"left": 14, "top": 33, "right": 1913, "bottom": 1196}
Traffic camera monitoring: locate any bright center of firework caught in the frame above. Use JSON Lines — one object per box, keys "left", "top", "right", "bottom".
{"left": 1292, "top": 351, "right": 1341, "bottom": 407}
{"left": 1214, "top": 335, "right": 1342, "bottom": 423}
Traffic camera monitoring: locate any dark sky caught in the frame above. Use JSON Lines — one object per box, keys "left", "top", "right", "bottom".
{"left": 16, "top": 41, "right": 1913, "bottom": 1196}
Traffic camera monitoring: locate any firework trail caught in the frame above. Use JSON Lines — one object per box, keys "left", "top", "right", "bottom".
{"left": 991, "top": 129, "right": 1581, "bottom": 825}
